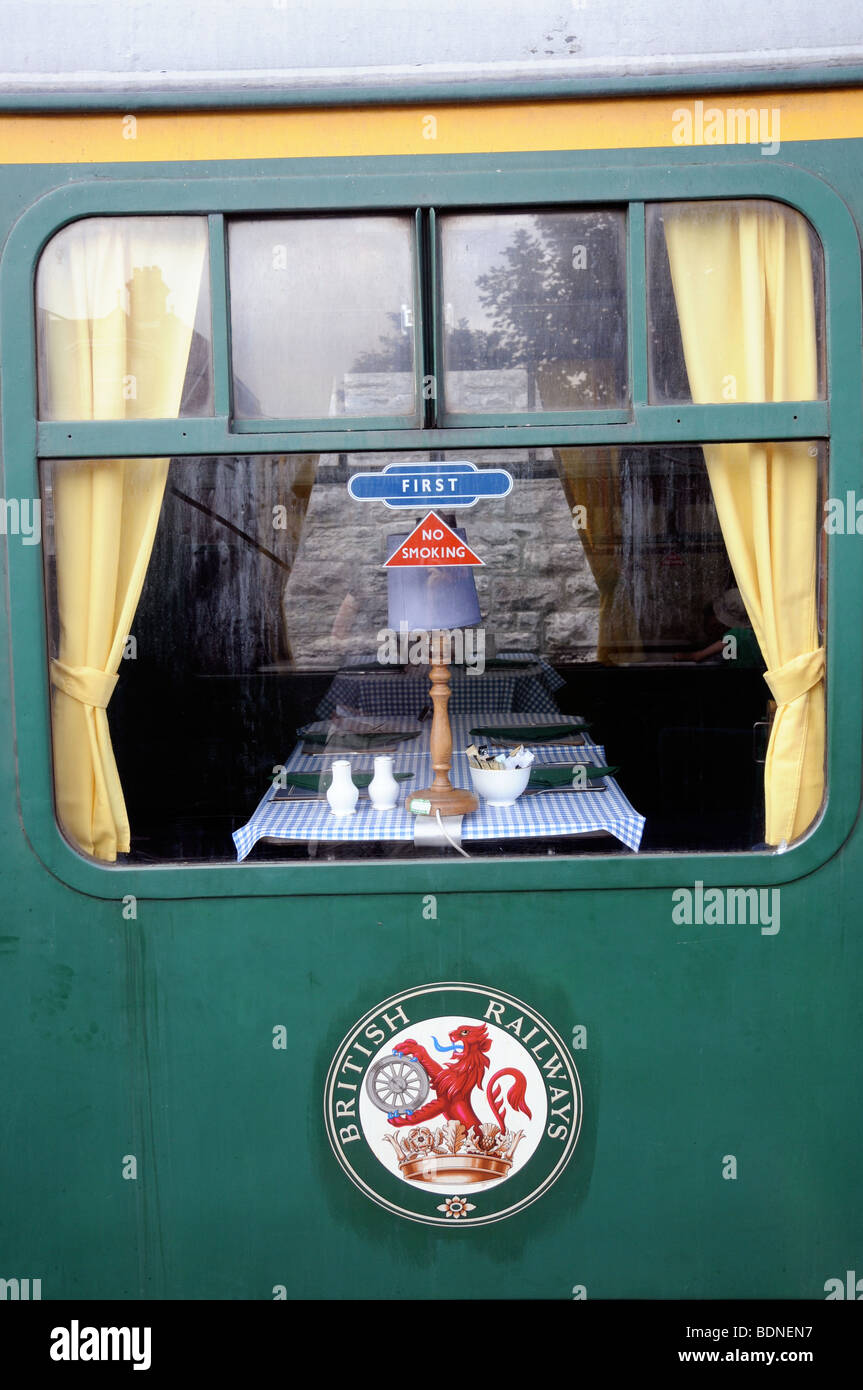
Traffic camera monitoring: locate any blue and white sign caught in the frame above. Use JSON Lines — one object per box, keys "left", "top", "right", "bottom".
{"left": 348, "top": 460, "right": 513, "bottom": 508}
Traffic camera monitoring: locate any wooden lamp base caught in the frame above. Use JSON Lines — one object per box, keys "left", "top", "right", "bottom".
{"left": 414, "top": 661, "right": 478, "bottom": 816}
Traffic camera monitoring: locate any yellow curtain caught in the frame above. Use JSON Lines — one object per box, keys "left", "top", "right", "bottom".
{"left": 664, "top": 202, "right": 824, "bottom": 844}
{"left": 553, "top": 446, "right": 643, "bottom": 663}
{"left": 39, "top": 218, "right": 207, "bottom": 860}
{"left": 537, "top": 363, "right": 642, "bottom": 663}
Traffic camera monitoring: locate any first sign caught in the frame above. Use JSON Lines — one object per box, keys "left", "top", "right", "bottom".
{"left": 348, "top": 460, "right": 512, "bottom": 508}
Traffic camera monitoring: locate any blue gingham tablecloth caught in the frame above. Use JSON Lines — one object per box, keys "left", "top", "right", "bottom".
{"left": 232, "top": 712, "right": 645, "bottom": 859}
{"left": 314, "top": 652, "right": 566, "bottom": 719}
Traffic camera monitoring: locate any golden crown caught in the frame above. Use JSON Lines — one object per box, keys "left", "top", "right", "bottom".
{"left": 382, "top": 1119, "right": 525, "bottom": 1185}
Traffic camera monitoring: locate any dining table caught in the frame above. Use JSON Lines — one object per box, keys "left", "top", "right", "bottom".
{"left": 232, "top": 711, "right": 646, "bottom": 859}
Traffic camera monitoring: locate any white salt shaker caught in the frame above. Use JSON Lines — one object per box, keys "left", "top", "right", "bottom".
{"left": 326, "top": 759, "right": 358, "bottom": 816}
{"left": 369, "top": 755, "right": 399, "bottom": 811}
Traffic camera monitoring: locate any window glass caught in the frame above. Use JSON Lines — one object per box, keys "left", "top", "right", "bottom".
{"left": 228, "top": 216, "right": 417, "bottom": 419}
{"left": 31, "top": 200, "right": 830, "bottom": 871}
{"left": 41, "top": 445, "right": 823, "bottom": 866}
{"left": 647, "top": 200, "right": 826, "bottom": 403}
{"left": 439, "top": 210, "right": 628, "bottom": 413}
{"left": 37, "top": 217, "right": 212, "bottom": 418}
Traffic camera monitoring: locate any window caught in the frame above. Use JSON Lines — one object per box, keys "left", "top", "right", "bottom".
{"left": 36, "top": 217, "right": 213, "bottom": 419}
{"left": 439, "top": 210, "right": 628, "bottom": 413}
{"left": 228, "top": 216, "right": 418, "bottom": 421}
{"left": 646, "top": 200, "right": 826, "bottom": 404}
{"left": 26, "top": 194, "right": 833, "bottom": 873}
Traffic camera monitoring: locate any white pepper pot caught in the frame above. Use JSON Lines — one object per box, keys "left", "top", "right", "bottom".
{"left": 369, "top": 755, "right": 399, "bottom": 811}
{"left": 326, "top": 759, "right": 358, "bottom": 816}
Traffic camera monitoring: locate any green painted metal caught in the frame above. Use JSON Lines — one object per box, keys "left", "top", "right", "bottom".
{"left": 34, "top": 401, "right": 829, "bottom": 457}
{"left": 627, "top": 201, "right": 648, "bottom": 405}
{"left": 428, "top": 206, "right": 441, "bottom": 429}
{"left": 231, "top": 411, "right": 422, "bottom": 433}
{"left": 412, "top": 208, "right": 428, "bottom": 430}
{"left": 207, "top": 213, "right": 231, "bottom": 419}
{"left": 2, "top": 63, "right": 863, "bottom": 111}
{"left": 2, "top": 111, "right": 863, "bottom": 1301}
{"left": 436, "top": 408, "right": 633, "bottom": 428}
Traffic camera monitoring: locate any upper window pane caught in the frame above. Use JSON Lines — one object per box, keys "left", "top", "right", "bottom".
{"left": 228, "top": 216, "right": 417, "bottom": 420}
{"left": 37, "top": 216, "right": 212, "bottom": 419}
{"left": 439, "top": 210, "right": 628, "bottom": 413}
{"left": 647, "top": 200, "right": 826, "bottom": 404}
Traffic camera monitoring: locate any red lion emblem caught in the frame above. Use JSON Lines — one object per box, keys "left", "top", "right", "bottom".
{"left": 388, "top": 1022, "right": 531, "bottom": 1133}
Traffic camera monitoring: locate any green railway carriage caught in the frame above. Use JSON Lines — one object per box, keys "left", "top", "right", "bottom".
{"left": 2, "top": 8, "right": 863, "bottom": 1302}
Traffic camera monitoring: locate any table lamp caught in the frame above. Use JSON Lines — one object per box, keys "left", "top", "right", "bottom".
{"left": 386, "top": 521, "right": 481, "bottom": 815}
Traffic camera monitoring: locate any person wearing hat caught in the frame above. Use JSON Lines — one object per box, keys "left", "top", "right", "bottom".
{"left": 674, "top": 587, "right": 763, "bottom": 667}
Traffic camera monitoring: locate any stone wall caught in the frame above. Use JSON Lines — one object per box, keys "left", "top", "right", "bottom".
{"left": 281, "top": 451, "right": 601, "bottom": 666}
{"left": 127, "top": 445, "right": 730, "bottom": 676}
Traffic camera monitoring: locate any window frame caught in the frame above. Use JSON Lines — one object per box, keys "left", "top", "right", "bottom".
{"left": 2, "top": 155, "right": 861, "bottom": 899}
{"left": 226, "top": 208, "right": 427, "bottom": 431}
{"left": 431, "top": 203, "right": 632, "bottom": 426}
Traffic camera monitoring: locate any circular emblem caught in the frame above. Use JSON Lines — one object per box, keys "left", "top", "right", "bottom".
{"left": 324, "top": 982, "right": 582, "bottom": 1227}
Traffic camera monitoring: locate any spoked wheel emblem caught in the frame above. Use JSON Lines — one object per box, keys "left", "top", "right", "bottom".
{"left": 365, "top": 1054, "right": 430, "bottom": 1118}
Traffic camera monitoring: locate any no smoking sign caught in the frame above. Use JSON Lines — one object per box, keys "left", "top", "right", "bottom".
{"left": 383, "top": 512, "right": 485, "bottom": 568}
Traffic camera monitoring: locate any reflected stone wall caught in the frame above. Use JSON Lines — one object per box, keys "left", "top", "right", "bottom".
{"left": 282, "top": 452, "right": 601, "bottom": 666}
{"left": 129, "top": 445, "right": 733, "bottom": 676}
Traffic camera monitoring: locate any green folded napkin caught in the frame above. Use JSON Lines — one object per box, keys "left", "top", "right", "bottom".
{"left": 301, "top": 729, "right": 420, "bottom": 749}
{"left": 276, "top": 771, "right": 415, "bottom": 792}
{"left": 528, "top": 764, "right": 618, "bottom": 786}
{"left": 469, "top": 722, "right": 590, "bottom": 741}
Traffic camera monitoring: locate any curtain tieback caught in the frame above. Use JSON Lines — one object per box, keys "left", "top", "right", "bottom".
{"left": 764, "top": 648, "right": 825, "bottom": 707}
{"left": 51, "top": 659, "right": 118, "bottom": 710}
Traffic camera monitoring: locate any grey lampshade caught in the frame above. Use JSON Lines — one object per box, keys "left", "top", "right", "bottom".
{"left": 386, "top": 527, "right": 482, "bottom": 630}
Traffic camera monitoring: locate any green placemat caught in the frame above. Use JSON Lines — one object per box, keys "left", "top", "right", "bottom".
{"left": 469, "top": 722, "right": 591, "bottom": 741}
{"left": 301, "top": 729, "right": 421, "bottom": 750}
{"left": 528, "top": 764, "right": 618, "bottom": 786}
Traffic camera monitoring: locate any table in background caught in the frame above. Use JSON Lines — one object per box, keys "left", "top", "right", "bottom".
{"left": 314, "top": 651, "right": 566, "bottom": 719}
{"left": 233, "top": 711, "right": 645, "bottom": 859}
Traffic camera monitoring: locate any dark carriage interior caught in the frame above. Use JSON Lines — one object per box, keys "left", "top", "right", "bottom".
{"left": 94, "top": 447, "right": 771, "bottom": 865}
{"left": 110, "top": 660, "right": 768, "bottom": 862}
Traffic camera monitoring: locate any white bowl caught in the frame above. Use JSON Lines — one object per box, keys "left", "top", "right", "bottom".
{"left": 469, "top": 764, "right": 531, "bottom": 807}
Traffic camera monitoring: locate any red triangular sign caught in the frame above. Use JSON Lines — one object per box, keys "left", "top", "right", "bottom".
{"left": 383, "top": 511, "right": 485, "bottom": 567}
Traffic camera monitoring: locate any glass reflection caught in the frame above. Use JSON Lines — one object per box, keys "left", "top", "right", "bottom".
{"left": 440, "top": 211, "right": 628, "bottom": 413}
{"left": 228, "top": 216, "right": 417, "bottom": 419}
{"left": 647, "top": 200, "right": 826, "bottom": 404}
{"left": 36, "top": 216, "right": 212, "bottom": 419}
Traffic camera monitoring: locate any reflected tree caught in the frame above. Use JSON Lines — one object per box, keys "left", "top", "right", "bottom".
{"left": 353, "top": 310, "right": 507, "bottom": 372}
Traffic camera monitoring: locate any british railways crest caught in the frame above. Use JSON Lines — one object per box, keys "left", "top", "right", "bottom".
{"left": 324, "top": 982, "right": 582, "bottom": 1226}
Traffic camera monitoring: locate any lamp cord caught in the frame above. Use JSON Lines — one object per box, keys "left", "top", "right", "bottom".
{"left": 435, "top": 809, "right": 471, "bottom": 858}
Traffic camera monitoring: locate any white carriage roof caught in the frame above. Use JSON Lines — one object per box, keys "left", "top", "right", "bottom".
{"left": 0, "top": 0, "right": 862, "bottom": 94}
